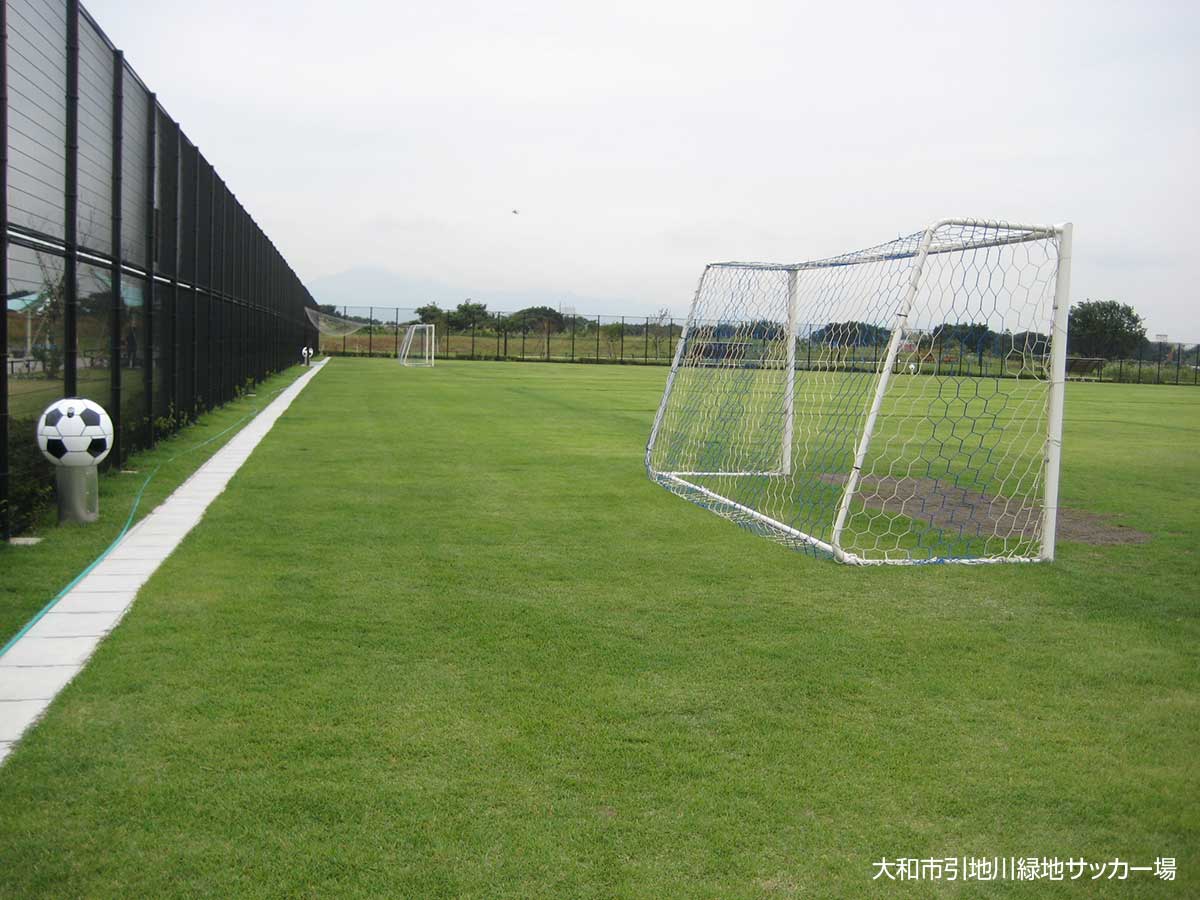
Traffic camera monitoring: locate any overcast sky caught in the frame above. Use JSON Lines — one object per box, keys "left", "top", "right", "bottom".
{"left": 86, "top": 0, "right": 1199, "bottom": 334}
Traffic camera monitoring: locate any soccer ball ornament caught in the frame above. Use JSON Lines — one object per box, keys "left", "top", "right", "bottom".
{"left": 36, "top": 398, "right": 114, "bottom": 467}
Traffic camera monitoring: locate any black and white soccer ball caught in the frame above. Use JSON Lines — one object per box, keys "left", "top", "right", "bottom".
{"left": 36, "top": 398, "right": 114, "bottom": 467}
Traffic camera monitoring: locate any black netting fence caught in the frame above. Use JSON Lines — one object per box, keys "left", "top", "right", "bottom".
{"left": 2, "top": 0, "right": 316, "bottom": 536}
{"left": 314, "top": 306, "right": 1200, "bottom": 388}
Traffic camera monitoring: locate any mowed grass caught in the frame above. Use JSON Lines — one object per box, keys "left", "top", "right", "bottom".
{"left": 0, "top": 358, "right": 1196, "bottom": 898}
{"left": 0, "top": 365, "right": 310, "bottom": 648}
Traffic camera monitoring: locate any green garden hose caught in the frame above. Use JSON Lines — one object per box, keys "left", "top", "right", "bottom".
{"left": 0, "top": 388, "right": 284, "bottom": 661}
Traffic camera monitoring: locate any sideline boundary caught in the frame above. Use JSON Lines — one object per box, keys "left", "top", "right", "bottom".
{"left": 0, "top": 360, "right": 330, "bottom": 765}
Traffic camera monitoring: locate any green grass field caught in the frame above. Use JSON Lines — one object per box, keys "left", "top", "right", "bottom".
{"left": 0, "top": 366, "right": 309, "bottom": 649}
{"left": 0, "top": 359, "right": 1196, "bottom": 897}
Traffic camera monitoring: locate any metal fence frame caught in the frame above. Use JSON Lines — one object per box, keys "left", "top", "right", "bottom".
{"left": 2, "top": 0, "right": 315, "bottom": 537}
{"left": 316, "top": 307, "right": 1200, "bottom": 384}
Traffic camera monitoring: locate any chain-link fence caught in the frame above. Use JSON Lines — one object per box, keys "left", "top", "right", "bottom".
{"left": 317, "top": 306, "right": 1200, "bottom": 385}
{"left": 2, "top": 0, "right": 316, "bottom": 537}
{"left": 317, "top": 308, "right": 682, "bottom": 365}
{"left": 1062, "top": 343, "right": 1200, "bottom": 385}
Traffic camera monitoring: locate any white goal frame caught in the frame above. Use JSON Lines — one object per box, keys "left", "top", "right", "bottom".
{"left": 398, "top": 324, "right": 435, "bottom": 367}
{"left": 1065, "top": 357, "right": 1105, "bottom": 381}
{"left": 645, "top": 218, "right": 1074, "bottom": 566}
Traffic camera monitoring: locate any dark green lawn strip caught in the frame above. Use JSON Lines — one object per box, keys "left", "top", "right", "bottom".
{"left": 0, "top": 366, "right": 309, "bottom": 649}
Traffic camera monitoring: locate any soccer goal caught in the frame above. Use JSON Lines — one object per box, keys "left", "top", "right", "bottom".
{"left": 398, "top": 324, "right": 435, "bottom": 367}
{"left": 1065, "top": 357, "right": 1105, "bottom": 381}
{"left": 646, "top": 219, "right": 1074, "bottom": 565}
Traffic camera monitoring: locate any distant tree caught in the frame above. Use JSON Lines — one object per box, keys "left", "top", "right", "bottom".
{"left": 565, "top": 314, "right": 593, "bottom": 334}
{"left": 448, "top": 300, "right": 490, "bottom": 330}
{"left": 318, "top": 304, "right": 340, "bottom": 316}
{"left": 747, "top": 319, "right": 785, "bottom": 341}
{"left": 415, "top": 303, "right": 444, "bottom": 325}
{"left": 650, "top": 307, "right": 674, "bottom": 358}
{"left": 1009, "top": 330, "right": 1051, "bottom": 356}
{"left": 602, "top": 322, "right": 623, "bottom": 356}
{"left": 811, "top": 321, "right": 891, "bottom": 347}
{"left": 934, "top": 322, "right": 995, "bottom": 352}
{"left": 504, "top": 306, "right": 566, "bottom": 333}
{"left": 29, "top": 250, "right": 66, "bottom": 379}
{"left": 1068, "top": 300, "right": 1145, "bottom": 359}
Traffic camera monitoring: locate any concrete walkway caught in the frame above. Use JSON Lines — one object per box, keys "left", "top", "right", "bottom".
{"left": 0, "top": 359, "right": 328, "bottom": 766}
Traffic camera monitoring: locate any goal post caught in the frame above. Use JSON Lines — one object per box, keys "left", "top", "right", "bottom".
{"left": 781, "top": 269, "right": 800, "bottom": 476}
{"left": 645, "top": 219, "right": 1074, "bottom": 565}
{"left": 398, "top": 324, "right": 435, "bottom": 367}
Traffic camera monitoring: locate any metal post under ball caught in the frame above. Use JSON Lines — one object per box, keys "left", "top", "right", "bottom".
{"left": 35, "top": 398, "right": 115, "bottom": 525}
{"left": 56, "top": 466, "right": 100, "bottom": 523}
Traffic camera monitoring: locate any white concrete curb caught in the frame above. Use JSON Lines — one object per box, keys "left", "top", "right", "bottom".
{"left": 0, "top": 359, "right": 329, "bottom": 766}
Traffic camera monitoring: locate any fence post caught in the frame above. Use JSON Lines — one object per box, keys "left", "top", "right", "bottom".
{"left": 0, "top": 0, "right": 8, "bottom": 539}
{"left": 266, "top": 239, "right": 274, "bottom": 375}
{"left": 394, "top": 309, "right": 399, "bottom": 359}
{"left": 368, "top": 306, "right": 373, "bottom": 357}
{"left": 258, "top": 235, "right": 265, "bottom": 379}
{"left": 164, "top": 119, "right": 180, "bottom": 423}
{"left": 240, "top": 211, "right": 248, "bottom": 384}
{"left": 620, "top": 316, "right": 625, "bottom": 362}
{"left": 143, "top": 92, "right": 156, "bottom": 443}
{"left": 571, "top": 315, "right": 576, "bottom": 361}
{"left": 596, "top": 315, "right": 600, "bottom": 361}
{"left": 342, "top": 306, "right": 347, "bottom": 355}
{"left": 239, "top": 175, "right": 248, "bottom": 383}
{"left": 521, "top": 327, "right": 526, "bottom": 359}
{"left": 1176, "top": 343, "right": 1182, "bottom": 385}
{"left": 190, "top": 141, "right": 200, "bottom": 414}
{"left": 109, "top": 48, "right": 124, "bottom": 462}
{"left": 210, "top": 175, "right": 220, "bottom": 407}
{"left": 215, "top": 180, "right": 224, "bottom": 403}
{"left": 644, "top": 317, "right": 649, "bottom": 362}
{"left": 63, "top": 0, "right": 79, "bottom": 396}
{"left": 503, "top": 326, "right": 508, "bottom": 359}
{"left": 495, "top": 323, "right": 500, "bottom": 359}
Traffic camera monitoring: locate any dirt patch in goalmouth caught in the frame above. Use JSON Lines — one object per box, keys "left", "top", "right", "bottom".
{"left": 817, "top": 474, "right": 1151, "bottom": 546}
{"left": 1055, "top": 506, "right": 1152, "bottom": 545}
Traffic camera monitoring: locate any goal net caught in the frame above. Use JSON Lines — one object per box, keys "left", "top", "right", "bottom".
{"left": 1065, "top": 357, "right": 1105, "bottom": 381}
{"left": 399, "top": 324, "right": 435, "bottom": 367}
{"left": 305, "top": 307, "right": 368, "bottom": 337}
{"left": 646, "top": 219, "right": 1074, "bottom": 565}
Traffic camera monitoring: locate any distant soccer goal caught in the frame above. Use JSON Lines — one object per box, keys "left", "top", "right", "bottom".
{"left": 646, "top": 219, "right": 1074, "bottom": 565}
{"left": 398, "top": 324, "right": 435, "bottom": 367}
{"left": 1065, "top": 357, "right": 1105, "bottom": 381}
